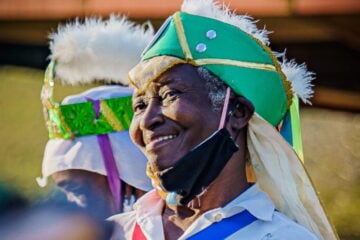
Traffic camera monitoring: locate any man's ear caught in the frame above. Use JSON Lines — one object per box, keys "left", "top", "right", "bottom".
{"left": 229, "top": 96, "right": 254, "bottom": 130}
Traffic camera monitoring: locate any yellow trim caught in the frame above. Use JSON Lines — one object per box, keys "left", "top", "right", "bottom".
{"left": 248, "top": 35, "right": 293, "bottom": 108}
{"left": 43, "top": 61, "right": 74, "bottom": 139}
{"left": 173, "top": 13, "right": 193, "bottom": 60}
{"left": 49, "top": 106, "right": 74, "bottom": 139}
{"left": 194, "top": 58, "right": 277, "bottom": 72}
{"left": 246, "top": 162, "right": 257, "bottom": 183}
{"left": 100, "top": 101, "right": 125, "bottom": 131}
{"left": 58, "top": 107, "right": 73, "bottom": 138}
{"left": 129, "top": 58, "right": 187, "bottom": 95}
{"left": 128, "top": 73, "right": 138, "bottom": 90}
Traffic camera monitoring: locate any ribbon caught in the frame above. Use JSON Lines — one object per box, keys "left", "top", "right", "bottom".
{"left": 87, "top": 97, "right": 122, "bottom": 213}
{"left": 132, "top": 210, "right": 256, "bottom": 240}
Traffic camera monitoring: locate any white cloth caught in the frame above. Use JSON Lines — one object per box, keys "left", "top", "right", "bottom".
{"left": 247, "top": 114, "right": 337, "bottom": 239}
{"left": 37, "top": 85, "right": 152, "bottom": 191}
{"left": 109, "top": 184, "right": 318, "bottom": 240}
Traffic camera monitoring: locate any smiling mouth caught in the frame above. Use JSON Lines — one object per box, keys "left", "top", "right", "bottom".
{"left": 152, "top": 134, "right": 178, "bottom": 144}
{"left": 146, "top": 134, "right": 178, "bottom": 151}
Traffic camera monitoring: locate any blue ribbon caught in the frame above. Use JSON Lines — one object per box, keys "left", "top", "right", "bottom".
{"left": 188, "top": 210, "right": 257, "bottom": 240}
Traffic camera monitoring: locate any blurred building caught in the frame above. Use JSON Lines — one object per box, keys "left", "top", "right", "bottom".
{"left": 0, "top": 0, "right": 359, "bottom": 110}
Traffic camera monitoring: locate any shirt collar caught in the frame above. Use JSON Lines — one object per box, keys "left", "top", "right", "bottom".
{"left": 133, "top": 189, "right": 164, "bottom": 221}
{"left": 222, "top": 183, "right": 275, "bottom": 221}
{"left": 133, "top": 183, "right": 274, "bottom": 222}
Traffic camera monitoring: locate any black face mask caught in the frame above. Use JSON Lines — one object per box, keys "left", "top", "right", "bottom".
{"left": 155, "top": 128, "right": 239, "bottom": 205}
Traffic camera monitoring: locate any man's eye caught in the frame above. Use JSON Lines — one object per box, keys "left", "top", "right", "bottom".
{"left": 133, "top": 101, "right": 147, "bottom": 112}
{"left": 161, "top": 90, "right": 179, "bottom": 103}
{"left": 164, "top": 91, "right": 176, "bottom": 98}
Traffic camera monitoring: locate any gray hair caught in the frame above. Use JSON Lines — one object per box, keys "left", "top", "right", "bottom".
{"left": 197, "top": 67, "right": 227, "bottom": 112}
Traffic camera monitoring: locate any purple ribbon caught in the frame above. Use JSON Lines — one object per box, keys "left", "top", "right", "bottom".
{"left": 86, "top": 97, "right": 121, "bottom": 213}
{"left": 97, "top": 134, "right": 121, "bottom": 213}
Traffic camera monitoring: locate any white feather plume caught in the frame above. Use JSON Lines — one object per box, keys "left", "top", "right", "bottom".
{"left": 49, "top": 15, "right": 154, "bottom": 85}
{"left": 182, "top": 0, "right": 315, "bottom": 103}
{"left": 181, "top": 0, "right": 270, "bottom": 45}
{"left": 281, "top": 58, "right": 315, "bottom": 104}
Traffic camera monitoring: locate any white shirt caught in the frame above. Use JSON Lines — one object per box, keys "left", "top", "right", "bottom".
{"left": 109, "top": 184, "right": 319, "bottom": 240}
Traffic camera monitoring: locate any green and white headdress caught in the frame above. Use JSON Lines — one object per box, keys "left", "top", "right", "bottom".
{"left": 38, "top": 15, "right": 154, "bottom": 212}
{"left": 128, "top": 0, "right": 338, "bottom": 238}
{"left": 43, "top": 15, "right": 154, "bottom": 139}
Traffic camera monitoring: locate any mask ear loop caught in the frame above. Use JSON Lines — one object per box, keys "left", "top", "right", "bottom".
{"left": 218, "top": 87, "right": 256, "bottom": 182}
{"left": 218, "top": 87, "right": 231, "bottom": 129}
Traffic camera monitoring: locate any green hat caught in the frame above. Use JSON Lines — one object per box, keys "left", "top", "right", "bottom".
{"left": 129, "top": 6, "right": 313, "bottom": 127}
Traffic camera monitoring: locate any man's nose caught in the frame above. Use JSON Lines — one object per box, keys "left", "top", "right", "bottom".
{"left": 139, "top": 98, "right": 164, "bottom": 130}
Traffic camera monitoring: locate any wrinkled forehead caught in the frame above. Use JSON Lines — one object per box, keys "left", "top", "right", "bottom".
{"left": 129, "top": 55, "right": 187, "bottom": 95}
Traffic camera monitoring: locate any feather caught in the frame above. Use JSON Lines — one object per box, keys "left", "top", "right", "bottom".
{"left": 181, "top": 0, "right": 270, "bottom": 45}
{"left": 281, "top": 57, "right": 315, "bottom": 104}
{"left": 49, "top": 15, "right": 154, "bottom": 85}
{"left": 182, "top": 0, "right": 315, "bottom": 103}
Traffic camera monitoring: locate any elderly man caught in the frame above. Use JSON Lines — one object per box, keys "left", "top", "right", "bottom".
{"left": 37, "top": 15, "right": 154, "bottom": 219}
{"left": 110, "top": 0, "right": 338, "bottom": 239}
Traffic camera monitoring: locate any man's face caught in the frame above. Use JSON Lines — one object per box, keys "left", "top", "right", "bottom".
{"left": 130, "top": 64, "right": 220, "bottom": 171}
{"left": 52, "top": 169, "right": 114, "bottom": 219}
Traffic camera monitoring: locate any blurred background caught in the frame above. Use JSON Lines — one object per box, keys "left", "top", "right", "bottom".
{"left": 0, "top": 0, "right": 359, "bottom": 239}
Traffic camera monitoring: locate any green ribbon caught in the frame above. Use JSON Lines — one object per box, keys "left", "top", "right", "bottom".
{"left": 290, "top": 96, "right": 304, "bottom": 161}
{"left": 47, "top": 97, "right": 133, "bottom": 139}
